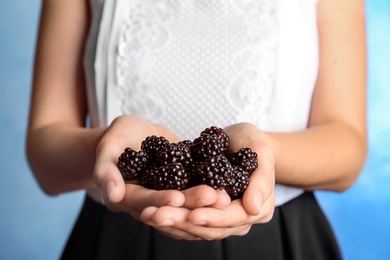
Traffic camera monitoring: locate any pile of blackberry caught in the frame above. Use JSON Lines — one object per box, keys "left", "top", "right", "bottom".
{"left": 117, "top": 126, "right": 258, "bottom": 199}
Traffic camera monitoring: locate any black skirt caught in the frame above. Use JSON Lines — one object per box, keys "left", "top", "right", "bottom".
{"left": 61, "top": 192, "right": 342, "bottom": 260}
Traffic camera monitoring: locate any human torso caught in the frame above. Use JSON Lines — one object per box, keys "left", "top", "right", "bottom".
{"left": 85, "top": 0, "right": 318, "bottom": 206}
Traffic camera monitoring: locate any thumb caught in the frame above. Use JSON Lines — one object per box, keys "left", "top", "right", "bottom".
{"left": 242, "top": 149, "right": 275, "bottom": 216}
{"left": 94, "top": 162, "right": 126, "bottom": 204}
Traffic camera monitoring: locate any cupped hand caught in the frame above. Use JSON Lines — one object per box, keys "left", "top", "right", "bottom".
{"left": 93, "top": 115, "right": 229, "bottom": 221}
{"left": 223, "top": 122, "right": 275, "bottom": 217}
{"left": 140, "top": 190, "right": 273, "bottom": 241}
{"left": 141, "top": 122, "right": 276, "bottom": 240}
{"left": 94, "top": 115, "right": 185, "bottom": 218}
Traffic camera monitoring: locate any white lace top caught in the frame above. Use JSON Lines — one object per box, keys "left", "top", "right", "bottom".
{"left": 84, "top": 0, "right": 319, "bottom": 206}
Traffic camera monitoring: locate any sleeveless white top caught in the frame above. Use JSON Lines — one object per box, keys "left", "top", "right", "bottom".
{"left": 84, "top": 0, "right": 319, "bottom": 206}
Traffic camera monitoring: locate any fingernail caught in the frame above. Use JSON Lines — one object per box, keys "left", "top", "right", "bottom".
{"left": 105, "top": 181, "right": 115, "bottom": 201}
{"left": 252, "top": 192, "right": 262, "bottom": 213}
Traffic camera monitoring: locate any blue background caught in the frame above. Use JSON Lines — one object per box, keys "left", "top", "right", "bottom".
{"left": 0, "top": 1, "right": 389, "bottom": 259}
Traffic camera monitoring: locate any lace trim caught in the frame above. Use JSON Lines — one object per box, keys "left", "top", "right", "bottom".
{"left": 116, "top": 2, "right": 172, "bottom": 120}
{"left": 115, "top": 0, "right": 278, "bottom": 133}
{"left": 228, "top": 0, "right": 278, "bottom": 127}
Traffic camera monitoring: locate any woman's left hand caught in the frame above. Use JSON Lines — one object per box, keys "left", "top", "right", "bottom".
{"left": 141, "top": 123, "right": 275, "bottom": 240}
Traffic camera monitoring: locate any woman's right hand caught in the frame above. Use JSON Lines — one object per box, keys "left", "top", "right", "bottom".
{"left": 93, "top": 115, "right": 185, "bottom": 219}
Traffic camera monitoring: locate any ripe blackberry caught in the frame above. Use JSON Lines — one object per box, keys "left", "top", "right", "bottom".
{"left": 191, "top": 135, "right": 224, "bottom": 161}
{"left": 200, "top": 126, "right": 229, "bottom": 151}
{"left": 178, "top": 139, "right": 193, "bottom": 147}
{"left": 197, "top": 154, "right": 233, "bottom": 190}
{"left": 192, "top": 127, "right": 229, "bottom": 160}
{"left": 141, "top": 135, "right": 170, "bottom": 162}
{"left": 226, "top": 166, "right": 250, "bottom": 199}
{"left": 230, "top": 148, "right": 258, "bottom": 173}
{"left": 139, "top": 166, "right": 158, "bottom": 189}
{"left": 156, "top": 143, "right": 193, "bottom": 168}
{"left": 117, "top": 128, "right": 256, "bottom": 193}
{"left": 117, "top": 148, "right": 149, "bottom": 181}
{"left": 186, "top": 161, "right": 203, "bottom": 188}
{"left": 155, "top": 163, "right": 189, "bottom": 190}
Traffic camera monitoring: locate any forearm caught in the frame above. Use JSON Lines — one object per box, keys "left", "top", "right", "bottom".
{"left": 26, "top": 124, "right": 106, "bottom": 195}
{"left": 267, "top": 121, "right": 367, "bottom": 192}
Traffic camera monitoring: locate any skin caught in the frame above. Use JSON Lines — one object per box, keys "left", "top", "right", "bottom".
{"left": 26, "top": 0, "right": 367, "bottom": 240}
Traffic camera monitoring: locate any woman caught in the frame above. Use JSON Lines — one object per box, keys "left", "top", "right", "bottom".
{"left": 26, "top": 0, "right": 367, "bottom": 259}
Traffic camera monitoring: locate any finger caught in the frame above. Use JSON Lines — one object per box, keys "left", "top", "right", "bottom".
{"left": 185, "top": 225, "right": 251, "bottom": 241}
{"left": 211, "top": 189, "right": 231, "bottom": 209}
{"left": 142, "top": 206, "right": 252, "bottom": 240}
{"left": 242, "top": 146, "right": 275, "bottom": 215}
{"left": 94, "top": 160, "right": 126, "bottom": 204}
{"left": 104, "top": 187, "right": 185, "bottom": 220}
{"left": 188, "top": 195, "right": 274, "bottom": 228}
{"left": 141, "top": 207, "right": 201, "bottom": 240}
{"left": 181, "top": 185, "right": 219, "bottom": 209}
{"left": 143, "top": 206, "right": 190, "bottom": 226}
{"left": 189, "top": 199, "right": 249, "bottom": 227}
{"left": 126, "top": 187, "right": 185, "bottom": 211}
{"left": 156, "top": 228, "right": 202, "bottom": 241}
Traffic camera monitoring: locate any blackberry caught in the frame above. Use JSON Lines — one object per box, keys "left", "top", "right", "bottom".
{"left": 177, "top": 140, "right": 194, "bottom": 152}
{"left": 117, "top": 127, "right": 257, "bottom": 193}
{"left": 117, "top": 148, "right": 149, "bottom": 181}
{"left": 230, "top": 148, "right": 258, "bottom": 173}
{"left": 156, "top": 143, "right": 193, "bottom": 168}
{"left": 186, "top": 161, "right": 203, "bottom": 188}
{"left": 197, "top": 154, "right": 233, "bottom": 190}
{"left": 155, "top": 163, "right": 189, "bottom": 190}
{"left": 141, "top": 135, "right": 170, "bottom": 163}
{"left": 226, "top": 166, "right": 250, "bottom": 199}
{"left": 192, "top": 127, "right": 229, "bottom": 160}
{"left": 177, "top": 139, "right": 193, "bottom": 148}
{"left": 139, "top": 166, "right": 158, "bottom": 189}
{"left": 200, "top": 126, "right": 229, "bottom": 151}
{"left": 192, "top": 134, "right": 224, "bottom": 161}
